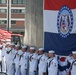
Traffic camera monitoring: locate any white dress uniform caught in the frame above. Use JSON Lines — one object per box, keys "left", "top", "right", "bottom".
{"left": 58, "top": 56, "right": 70, "bottom": 75}
{"left": 0, "top": 45, "right": 2, "bottom": 62}
{"left": 8, "top": 48, "right": 16, "bottom": 75}
{"left": 68, "top": 51, "right": 76, "bottom": 75}
{"left": 38, "top": 54, "right": 48, "bottom": 75}
{"left": 20, "top": 51, "right": 29, "bottom": 75}
{"left": 29, "top": 53, "right": 38, "bottom": 75}
{"left": 4, "top": 46, "right": 12, "bottom": 74}
{"left": 14, "top": 49, "right": 23, "bottom": 75}
{"left": 48, "top": 57, "right": 58, "bottom": 75}
{"left": 1, "top": 45, "right": 6, "bottom": 73}
{"left": 71, "top": 60, "right": 76, "bottom": 75}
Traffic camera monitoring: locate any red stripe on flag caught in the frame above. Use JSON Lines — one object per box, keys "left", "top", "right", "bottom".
{"left": 44, "top": 0, "right": 76, "bottom": 10}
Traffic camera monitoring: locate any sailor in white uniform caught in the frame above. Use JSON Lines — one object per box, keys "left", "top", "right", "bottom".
{"left": 29, "top": 47, "right": 38, "bottom": 75}
{"left": 68, "top": 51, "right": 76, "bottom": 75}
{"left": 0, "top": 43, "right": 3, "bottom": 72}
{"left": 58, "top": 55, "right": 70, "bottom": 75}
{"left": 38, "top": 48, "right": 48, "bottom": 75}
{"left": 7, "top": 43, "right": 16, "bottom": 75}
{"left": 4, "top": 43, "right": 11, "bottom": 75}
{"left": 14, "top": 44, "right": 23, "bottom": 75}
{"left": 20, "top": 45, "right": 29, "bottom": 75}
{"left": 1, "top": 40, "right": 7, "bottom": 73}
{"left": 47, "top": 50, "right": 58, "bottom": 75}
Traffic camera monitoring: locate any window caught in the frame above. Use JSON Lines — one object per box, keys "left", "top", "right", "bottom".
{"left": 12, "top": 0, "right": 17, "bottom": 4}
{"left": 0, "top": 9, "right": 7, "bottom": 13}
{"left": 11, "top": 21, "right": 16, "bottom": 24}
{"left": 12, "top": 0, "right": 25, "bottom": 4}
{"left": 0, "top": 20, "right": 7, "bottom": 24}
{"left": 23, "top": 0, "right": 25, "bottom": 4}
{"left": 0, "top": 0, "right": 6, "bottom": 4}
{"left": 22, "top": 9, "right": 25, "bottom": 13}
{"left": 11, "top": 9, "right": 25, "bottom": 13}
{"left": 18, "top": 0, "right": 22, "bottom": 4}
{"left": 2, "top": 0, "right": 6, "bottom": 4}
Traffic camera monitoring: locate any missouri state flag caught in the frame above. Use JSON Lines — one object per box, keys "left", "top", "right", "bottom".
{"left": 44, "top": 0, "right": 76, "bottom": 55}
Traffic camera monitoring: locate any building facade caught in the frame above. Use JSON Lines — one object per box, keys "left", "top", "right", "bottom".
{"left": 0, "top": 0, "right": 25, "bottom": 35}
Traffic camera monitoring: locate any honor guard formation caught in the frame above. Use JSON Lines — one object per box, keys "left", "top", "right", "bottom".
{"left": 0, "top": 39, "right": 76, "bottom": 75}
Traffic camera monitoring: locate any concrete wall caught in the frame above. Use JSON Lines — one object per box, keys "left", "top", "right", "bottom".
{"left": 24, "top": 0, "right": 43, "bottom": 48}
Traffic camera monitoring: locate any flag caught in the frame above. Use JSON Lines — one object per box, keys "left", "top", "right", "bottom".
{"left": 44, "top": 0, "right": 76, "bottom": 55}
{"left": 0, "top": 29, "right": 11, "bottom": 40}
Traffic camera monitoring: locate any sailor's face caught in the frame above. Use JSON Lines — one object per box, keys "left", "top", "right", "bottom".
{"left": 22, "top": 48, "right": 27, "bottom": 52}
{"left": 38, "top": 51, "right": 44, "bottom": 55}
{"left": 29, "top": 49, "right": 35, "bottom": 54}
{"left": 15, "top": 47, "right": 19, "bottom": 51}
{"left": 10, "top": 45, "right": 14, "bottom": 48}
{"left": 48, "top": 53, "right": 54, "bottom": 58}
{"left": 73, "top": 54, "right": 76, "bottom": 59}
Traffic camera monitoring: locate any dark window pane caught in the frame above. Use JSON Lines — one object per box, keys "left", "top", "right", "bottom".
{"left": 11, "top": 9, "right": 25, "bottom": 13}
{"left": 11, "top": 21, "right": 16, "bottom": 24}
{"left": 19, "top": 9, "right": 22, "bottom": 13}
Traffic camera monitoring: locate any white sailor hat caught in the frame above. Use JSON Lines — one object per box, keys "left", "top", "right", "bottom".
{"left": 22, "top": 45, "right": 27, "bottom": 49}
{"left": 49, "top": 50, "right": 55, "bottom": 53}
{"left": 15, "top": 44, "right": 20, "bottom": 47}
{"left": 38, "top": 48, "right": 44, "bottom": 51}
{"left": 72, "top": 51, "right": 76, "bottom": 54}
{"left": 30, "top": 47, "right": 35, "bottom": 50}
